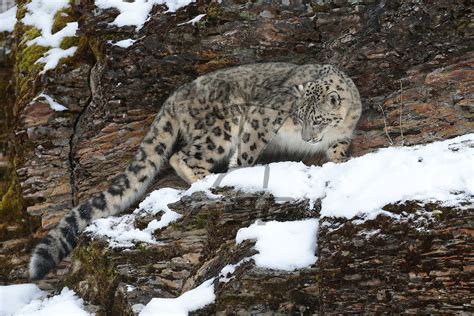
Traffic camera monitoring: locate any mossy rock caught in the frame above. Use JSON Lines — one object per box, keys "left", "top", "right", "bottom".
{"left": 59, "top": 36, "right": 80, "bottom": 50}
{"left": 64, "top": 239, "right": 121, "bottom": 315}
{"left": 51, "top": 6, "right": 77, "bottom": 34}
{"left": 207, "top": 3, "right": 220, "bottom": 19}
{"left": 0, "top": 170, "right": 39, "bottom": 241}
{"left": 16, "top": 44, "right": 49, "bottom": 73}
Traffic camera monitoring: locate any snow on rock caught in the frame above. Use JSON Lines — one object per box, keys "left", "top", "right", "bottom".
{"left": 178, "top": 13, "right": 206, "bottom": 26}
{"left": 37, "top": 46, "right": 78, "bottom": 74}
{"left": 96, "top": 0, "right": 195, "bottom": 31}
{"left": 86, "top": 135, "right": 473, "bottom": 249}
{"left": 15, "top": 288, "right": 90, "bottom": 316}
{"left": 84, "top": 214, "right": 157, "bottom": 248}
{"left": 0, "top": 5, "right": 17, "bottom": 32}
{"left": 110, "top": 38, "right": 137, "bottom": 48}
{"left": 189, "top": 134, "right": 474, "bottom": 219}
{"left": 138, "top": 219, "right": 317, "bottom": 313}
{"left": 236, "top": 219, "right": 318, "bottom": 271}
{"left": 139, "top": 279, "right": 215, "bottom": 316}
{"left": 0, "top": 284, "right": 44, "bottom": 316}
{"left": 0, "top": 285, "right": 90, "bottom": 316}
{"left": 83, "top": 135, "right": 472, "bottom": 314}
{"left": 21, "top": 0, "right": 78, "bottom": 73}
{"left": 22, "top": 0, "right": 70, "bottom": 38}
{"left": 85, "top": 188, "right": 182, "bottom": 247}
{"left": 27, "top": 22, "right": 78, "bottom": 48}
{"left": 219, "top": 258, "right": 251, "bottom": 283}
{"left": 33, "top": 93, "right": 68, "bottom": 111}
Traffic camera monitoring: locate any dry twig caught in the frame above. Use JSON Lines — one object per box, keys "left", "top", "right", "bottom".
{"left": 378, "top": 103, "right": 394, "bottom": 146}
{"left": 399, "top": 80, "right": 405, "bottom": 145}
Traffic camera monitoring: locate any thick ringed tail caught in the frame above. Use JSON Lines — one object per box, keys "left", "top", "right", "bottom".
{"left": 29, "top": 107, "right": 178, "bottom": 280}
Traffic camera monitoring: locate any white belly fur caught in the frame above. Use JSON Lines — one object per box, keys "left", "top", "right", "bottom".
{"left": 266, "top": 130, "right": 323, "bottom": 156}
{"left": 265, "top": 119, "right": 325, "bottom": 157}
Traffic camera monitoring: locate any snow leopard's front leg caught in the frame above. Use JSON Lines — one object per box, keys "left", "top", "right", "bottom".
{"left": 229, "top": 107, "right": 283, "bottom": 168}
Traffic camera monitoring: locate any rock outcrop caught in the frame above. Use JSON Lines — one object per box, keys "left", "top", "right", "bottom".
{"left": 0, "top": 0, "right": 472, "bottom": 314}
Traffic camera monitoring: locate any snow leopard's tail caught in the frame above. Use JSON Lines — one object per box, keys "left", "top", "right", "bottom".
{"left": 29, "top": 107, "right": 179, "bottom": 280}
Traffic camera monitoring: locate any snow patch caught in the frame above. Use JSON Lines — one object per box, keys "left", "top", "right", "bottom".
{"left": 21, "top": 0, "right": 78, "bottom": 73}
{"left": 95, "top": 0, "right": 195, "bottom": 31}
{"left": 0, "top": 284, "right": 44, "bottom": 316}
{"left": 110, "top": 38, "right": 137, "bottom": 48}
{"left": 0, "top": 285, "right": 90, "bottom": 316}
{"left": 15, "top": 288, "right": 90, "bottom": 316}
{"left": 85, "top": 214, "right": 158, "bottom": 247}
{"left": 37, "top": 46, "right": 77, "bottom": 74}
{"left": 236, "top": 219, "right": 318, "bottom": 271}
{"left": 85, "top": 188, "right": 182, "bottom": 247}
{"left": 87, "top": 135, "right": 473, "bottom": 249}
{"left": 22, "top": 0, "right": 70, "bottom": 39}
{"left": 188, "top": 134, "right": 474, "bottom": 220}
{"left": 84, "top": 135, "right": 472, "bottom": 314}
{"left": 178, "top": 13, "right": 206, "bottom": 26}
{"left": 140, "top": 279, "right": 215, "bottom": 316}
{"left": 27, "top": 22, "right": 78, "bottom": 48}
{"left": 219, "top": 258, "right": 251, "bottom": 283}
{"left": 0, "top": 5, "right": 17, "bottom": 32}
{"left": 33, "top": 93, "right": 68, "bottom": 111}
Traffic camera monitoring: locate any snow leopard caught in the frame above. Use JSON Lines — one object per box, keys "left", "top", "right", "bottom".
{"left": 29, "top": 62, "right": 362, "bottom": 280}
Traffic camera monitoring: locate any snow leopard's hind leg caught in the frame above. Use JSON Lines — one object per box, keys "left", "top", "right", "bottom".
{"left": 170, "top": 115, "right": 240, "bottom": 183}
{"left": 170, "top": 139, "right": 234, "bottom": 183}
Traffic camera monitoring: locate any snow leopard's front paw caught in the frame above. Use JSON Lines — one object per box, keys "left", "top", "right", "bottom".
{"left": 326, "top": 140, "right": 351, "bottom": 163}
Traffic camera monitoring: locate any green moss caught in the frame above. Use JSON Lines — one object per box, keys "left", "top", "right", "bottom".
{"left": 311, "top": 4, "right": 330, "bottom": 13}
{"left": 0, "top": 37, "right": 40, "bottom": 242}
{"left": 432, "top": 209, "right": 443, "bottom": 221}
{"left": 194, "top": 213, "right": 210, "bottom": 229}
{"left": 0, "top": 166, "right": 39, "bottom": 241}
{"left": 15, "top": 43, "right": 49, "bottom": 102}
{"left": 59, "top": 36, "right": 79, "bottom": 50}
{"left": 64, "top": 241, "right": 119, "bottom": 314}
{"left": 457, "top": 17, "right": 470, "bottom": 33}
{"left": 194, "top": 19, "right": 209, "bottom": 29}
{"left": 51, "top": 7, "right": 76, "bottom": 34}
{"left": 54, "top": 36, "right": 95, "bottom": 71}
{"left": 16, "top": 1, "right": 27, "bottom": 20}
{"left": 239, "top": 11, "right": 256, "bottom": 20}
{"left": 207, "top": 3, "right": 220, "bottom": 19}
{"left": 0, "top": 177, "right": 22, "bottom": 240}
{"left": 0, "top": 178, "right": 22, "bottom": 217}
{"left": 16, "top": 1, "right": 82, "bottom": 74}
{"left": 20, "top": 27, "right": 41, "bottom": 45}
{"left": 17, "top": 44, "right": 49, "bottom": 73}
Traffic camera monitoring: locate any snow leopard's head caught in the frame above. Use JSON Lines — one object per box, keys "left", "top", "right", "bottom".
{"left": 294, "top": 72, "right": 360, "bottom": 144}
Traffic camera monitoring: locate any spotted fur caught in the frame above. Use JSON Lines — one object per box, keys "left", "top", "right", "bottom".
{"left": 29, "top": 62, "right": 361, "bottom": 280}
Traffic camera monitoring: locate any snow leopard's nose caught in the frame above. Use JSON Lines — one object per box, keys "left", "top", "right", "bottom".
{"left": 301, "top": 132, "right": 312, "bottom": 142}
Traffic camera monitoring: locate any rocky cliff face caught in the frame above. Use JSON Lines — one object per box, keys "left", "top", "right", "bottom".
{"left": 0, "top": 0, "right": 473, "bottom": 314}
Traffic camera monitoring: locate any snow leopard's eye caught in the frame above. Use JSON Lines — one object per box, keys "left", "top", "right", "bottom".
{"left": 328, "top": 91, "right": 340, "bottom": 106}
{"left": 312, "top": 118, "right": 323, "bottom": 126}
